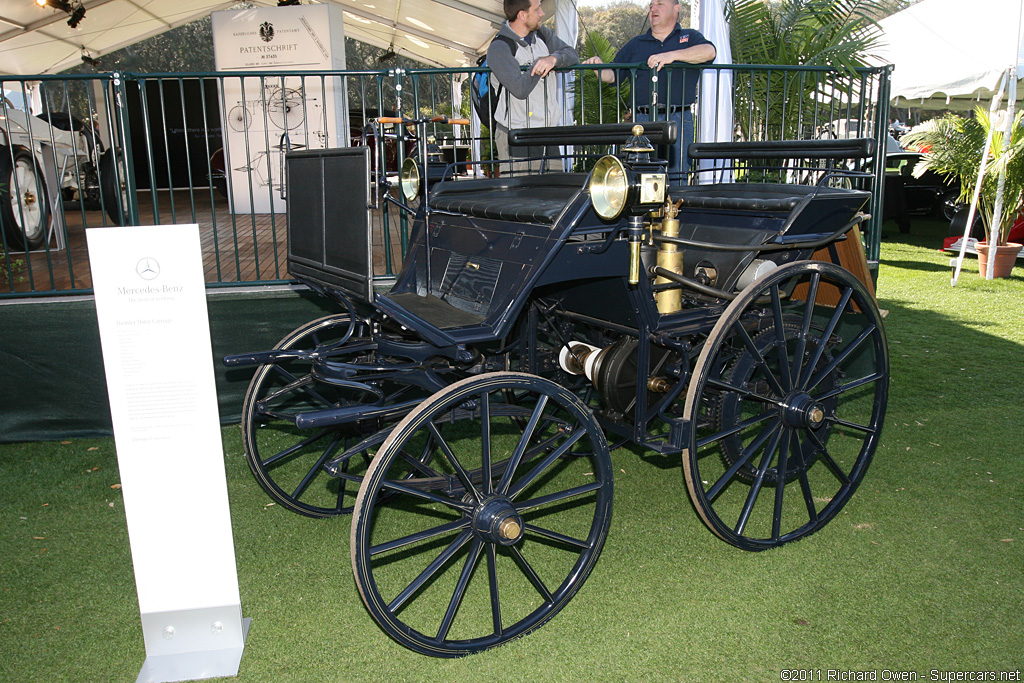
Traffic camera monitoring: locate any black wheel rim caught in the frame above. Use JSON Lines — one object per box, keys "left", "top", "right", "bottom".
{"left": 351, "top": 372, "right": 613, "bottom": 657}
{"left": 241, "top": 314, "right": 422, "bottom": 517}
{"left": 683, "top": 262, "right": 888, "bottom": 551}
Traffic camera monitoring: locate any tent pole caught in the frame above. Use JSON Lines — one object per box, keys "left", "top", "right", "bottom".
{"left": 951, "top": 70, "right": 1007, "bottom": 286}
{"left": 985, "top": 70, "right": 1018, "bottom": 279}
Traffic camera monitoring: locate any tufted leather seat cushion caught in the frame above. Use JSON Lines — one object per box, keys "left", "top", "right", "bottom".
{"left": 674, "top": 183, "right": 819, "bottom": 213}
{"left": 678, "top": 194, "right": 803, "bottom": 212}
{"left": 429, "top": 173, "right": 586, "bottom": 225}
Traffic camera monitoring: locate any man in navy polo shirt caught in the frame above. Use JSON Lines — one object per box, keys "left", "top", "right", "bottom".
{"left": 585, "top": 0, "right": 715, "bottom": 182}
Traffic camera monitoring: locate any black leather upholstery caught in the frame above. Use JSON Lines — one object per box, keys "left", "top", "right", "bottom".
{"left": 678, "top": 194, "right": 802, "bottom": 212}
{"left": 429, "top": 173, "right": 585, "bottom": 224}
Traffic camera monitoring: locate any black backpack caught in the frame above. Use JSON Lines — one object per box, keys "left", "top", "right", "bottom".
{"left": 471, "top": 33, "right": 547, "bottom": 131}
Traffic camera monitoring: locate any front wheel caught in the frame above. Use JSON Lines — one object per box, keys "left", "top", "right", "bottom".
{"left": 0, "top": 147, "right": 49, "bottom": 250}
{"left": 351, "top": 372, "right": 613, "bottom": 657}
{"left": 683, "top": 261, "right": 888, "bottom": 551}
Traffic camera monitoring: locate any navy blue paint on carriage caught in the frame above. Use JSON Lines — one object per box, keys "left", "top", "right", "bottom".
{"left": 228, "top": 127, "right": 890, "bottom": 657}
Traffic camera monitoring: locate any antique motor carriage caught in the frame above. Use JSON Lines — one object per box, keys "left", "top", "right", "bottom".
{"left": 224, "top": 119, "right": 889, "bottom": 657}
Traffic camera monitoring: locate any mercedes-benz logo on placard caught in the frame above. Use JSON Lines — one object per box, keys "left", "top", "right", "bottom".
{"left": 136, "top": 257, "right": 160, "bottom": 280}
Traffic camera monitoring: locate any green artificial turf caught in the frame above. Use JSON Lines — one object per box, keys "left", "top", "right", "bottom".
{"left": 1, "top": 219, "right": 1021, "bottom": 682}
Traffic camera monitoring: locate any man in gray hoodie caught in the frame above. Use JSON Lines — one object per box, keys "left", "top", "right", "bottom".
{"left": 487, "top": 0, "right": 579, "bottom": 172}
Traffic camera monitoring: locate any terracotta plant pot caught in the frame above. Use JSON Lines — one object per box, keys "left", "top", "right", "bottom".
{"left": 976, "top": 242, "right": 1022, "bottom": 278}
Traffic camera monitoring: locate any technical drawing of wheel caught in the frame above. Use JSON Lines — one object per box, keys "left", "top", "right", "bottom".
{"left": 0, "top": 147, "right": 49, "bottom": 250}
{"left": 268, "top": 88, "right": 304, "bottom": 130}
{"left": 241, "top": 314, "right": 424, "bottom": 518}
{"left": 351, "top": 372, "right": 613, "bottom": 657}
{"left": 228, "top": 105, "right": 251, "bottom": 132}
{"left": 682, "top": 261, "right": 888, "bottom": 551}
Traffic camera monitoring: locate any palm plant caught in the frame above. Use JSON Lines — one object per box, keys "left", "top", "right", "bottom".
{"left": 725, "top": 0, "right": 890, "bottom": 140}
{"left": 903, "top": 107, "right": 1024, "bottom": 246}
{"left": 572, "top": 31, "right": 628, "bottom": 126}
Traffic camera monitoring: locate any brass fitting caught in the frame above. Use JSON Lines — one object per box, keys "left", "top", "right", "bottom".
{"left": 654, "top": 199, "right": 683, "bottom": 314}
{"left": 647, "top": 376, "right": 672, "bottom": 393}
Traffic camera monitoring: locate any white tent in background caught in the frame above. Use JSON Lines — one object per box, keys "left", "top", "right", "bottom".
{"left": 873, "top": 0, "right": 1024, "bottom": 283}
{"left": 873, "top": 0, "right": 1024, "bottom": 110}
{"left": 0, "top": 0, "right": 550, "bottom": 75}
{"left": 695, "top": 0, "right": 734, "bottom": 183}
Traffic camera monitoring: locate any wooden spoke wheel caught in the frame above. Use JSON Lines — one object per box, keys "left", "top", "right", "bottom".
{"left": 683, "top": 261, "right": 888, "bottom": 551}
{"left": 351, "top": 372, "right": 613, "bottom": 657}
{"left": 241, "top": 314, "right": 425, "bottom": 517}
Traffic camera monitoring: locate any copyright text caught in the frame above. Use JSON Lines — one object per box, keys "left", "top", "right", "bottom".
{"left": 780, "top": 670, "right": 1021, "bottom": 682}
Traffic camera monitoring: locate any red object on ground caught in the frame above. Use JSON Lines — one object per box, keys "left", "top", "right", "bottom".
{"left": 943, "top": 213, "right": 1024, "bottom": 250}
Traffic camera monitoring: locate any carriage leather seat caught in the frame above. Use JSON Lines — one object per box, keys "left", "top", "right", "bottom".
{"left": 429, "top": 173, "right": 587, "bottom": 225}
{"left": 674, "top": 184, "right": 812, "bottom": 213}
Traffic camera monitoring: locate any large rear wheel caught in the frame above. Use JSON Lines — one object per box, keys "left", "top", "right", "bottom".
{"left": 683, "top": 261, "right": 888, "bottom": 551}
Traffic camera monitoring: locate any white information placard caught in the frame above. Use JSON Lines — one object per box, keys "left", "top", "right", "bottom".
{"left": 87, "top": 225, "right": 248, "bottom": 683}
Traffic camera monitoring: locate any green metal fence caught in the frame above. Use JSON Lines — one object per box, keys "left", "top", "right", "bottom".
{"left": 1, "top": 64, "right": 890, "bottom": 298}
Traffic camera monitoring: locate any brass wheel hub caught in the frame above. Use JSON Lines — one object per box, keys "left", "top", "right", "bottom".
{"left": 473, "top": 496, "right": 524, "bottom": 546}
{"left": 781, "top": 392, "right": 827, "bottom": 430}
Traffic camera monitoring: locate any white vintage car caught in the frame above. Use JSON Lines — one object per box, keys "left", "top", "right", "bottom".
{"left": 1, "top": 89, "right": 123, "bottom": 250}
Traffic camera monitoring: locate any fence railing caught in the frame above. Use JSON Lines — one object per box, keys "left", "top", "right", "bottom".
{"left": 1, "top": 63, "right": 890, "bottom": 298}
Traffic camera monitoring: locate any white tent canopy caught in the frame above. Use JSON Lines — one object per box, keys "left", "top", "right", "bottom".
{"left": 0, "top": 0, "right": 533, "bottom": 75}
{"left": 873, "top": 0, "right": 1024, "bottom": 109}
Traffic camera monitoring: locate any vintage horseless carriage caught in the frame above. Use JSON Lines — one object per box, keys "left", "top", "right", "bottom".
{"left": 224, "top": 119, "right": 889, "bottom": 657}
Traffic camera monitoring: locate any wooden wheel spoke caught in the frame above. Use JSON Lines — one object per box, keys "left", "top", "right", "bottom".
{"left": 791, "top": 272, "right": 820, "bottom": 384}
{"left": 270, "top": 364, "right": 340, "bottom": 409}
{"left": 805, "top": 323, "right": 877, "bottom": 393}
{"left": 428, "top": 421, "right": 482, "bottom": 502}
{"left": 370, "top": 518, "right": 471, "bottom": 557}
{"left": 261, "top": 427, "right": 337, "bottom": 468}
{"left": 496, "top": 394, "right": 550, "bottom": 495}
{"left": 814, "top": 372, "right": 884, "bottom": 402}
{"left": 798, "top": 468, "right": 819, "bottom": 523}
{"left": 524, "top": 523, "right": 590, "bottom": 550}
{"left": 734, "top": 421, "right": 785, "bottom": 535}
{"left": 771, "top": 429, "right": 793, "bottom": 540}
{"left": 706, "top": 376, "right": 780, "bottom": 405}
{"left": 825, "top": 415, "right": 877, "bottom": 434}
{"left": 514, "top": 480, "right": 604, "bottom": 512}
{"left": 706, "top": 418, "right": 781, "bottom": 502}
{"left": 769, "top": 285, "right": 794, "bottom": 391}
{"left": 697, "top": 406, "right": 777, "bottom": 449}
{"left": 509, "top": 546, "right": 553, "bottom": 603}
{"left": 395, "top": 444, "right": 443, "bottom": 478}
{"left": 804, "top": 428, "right": 852, "bottom": 486}
{"left": 486, "top": 544, "right": 502, "bottom": 636}
{"left": 481, "top": 392, "right": 493, "bottom": 495}
{"left": 436, "top": 540, "right": 484, "bottom": 642}
{"left": 291, "top": 434, "right": 343, "bottom": 499}
{"left": 733, "top": 321, "right": 787, "bottom": 397}
{"left": 507, "top": 428, "right": 586, "bottom": 500}
{"left": 797, "top": 286, "right": 853, "bottom": 389}
{"left": 387, "top": 529, "right": 473, "bottom": 613}
{"left": 378, "top": 479, "right": 475, "bottom": 512}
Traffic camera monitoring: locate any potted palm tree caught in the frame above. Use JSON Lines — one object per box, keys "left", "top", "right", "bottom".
{"left": 902, "top": 107, "right": 1024, "bottom": 277}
